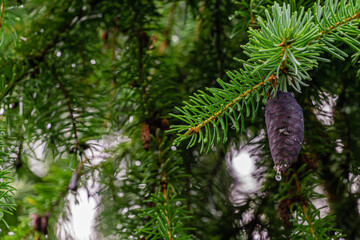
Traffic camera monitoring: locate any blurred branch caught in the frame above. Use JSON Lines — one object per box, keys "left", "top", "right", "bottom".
{"left": 159, "top": 3, "right": 177, "bottom": 55}
{"left": 158, "top": 136, "right": 173, "bottom": 240}
{"left": 57, "top": 79, "right": 79, "bottom": 149}
{"left": 295, "top": 173, "right": 317, "bottom": 240}
{"left": 214, "top": 0, "right": 224, "bottom": 78}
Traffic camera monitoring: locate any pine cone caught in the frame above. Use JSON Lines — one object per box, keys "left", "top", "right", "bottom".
{"left": 265, "top": 91, "right": 304, "bottom": 172}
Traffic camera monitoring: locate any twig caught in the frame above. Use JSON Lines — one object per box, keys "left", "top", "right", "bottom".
{"left": 186, "top": 74, "right": 276, "bottom": 135}
{"left": 54, "top": 71, "right": 80, "bottom": 149}
{"left": 319, "top": 12, "right": 360, "bottom": 35}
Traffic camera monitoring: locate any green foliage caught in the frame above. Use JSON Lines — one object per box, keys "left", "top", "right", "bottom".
{"left": 0, "top": 0, "right": 359, "bottom": 239}
{"left": 0, "top": 0, "right": 25, "bottom": 48}
{"left": 171, "top": 0, "right": 360, "bottom": 151}
{"left": 3, "top": 160, "right": 72, "bottom": 240}
{"left": 275, "top": 166, "right": 345, "bottom": 239}
{"left": 0, "top": 0, "right": 26, "bottom": 228}
{"left": 0, "top": 170, "right": 15, "bottom": 226}
{"left": 291, "top": 203, "right": 345, "bottom": 240}
{"left": 231, "top": 0, "right": 318, "bottom": 37}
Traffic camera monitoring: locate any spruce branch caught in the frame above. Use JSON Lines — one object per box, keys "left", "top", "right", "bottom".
{"left": 23, "top": 161, "right": 80, "bottom": 238}
{"left": 215, "top": 0, "right": 224, "bottom": 78}
{"left": 0, "top": 0, "right": 24, "bottom": 48}
{"left": 0, "top": 126, "right": 16, "bottom": 227}
{"left": 170, "top": 1, "right": 360, "bottom": 151}
{"left": 110, "top": 9, "right": 194, "bottom": 237}
{"left": 276, "top": 164, "right": 346, "bottom": 239}
{"left": 138, "top": 133, "right": 193, "bottom": 239}
{"left": 0, "top": 170, "right": 16, "bottom": 227}
{"left": 295, "top": 173, "right": 317, "bottom": 240}
{"left": 291, "top": 202, "right": 346, "bottom": 240}
{"left": 158, "top": 134, "right": 174, "bottom": 239}
{"left": 158, "top": 2, "right": 177, "bottom": 55}
{"left": 57, "top": 79, "right": 80, "bottom": 149}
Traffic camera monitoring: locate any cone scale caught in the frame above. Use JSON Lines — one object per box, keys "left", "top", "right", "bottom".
{"left": 265, "top": 91, "right": 304, "bottom": 173}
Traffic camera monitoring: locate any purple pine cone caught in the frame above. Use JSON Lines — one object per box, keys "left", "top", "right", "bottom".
{"left": 265, "top": 91, "right": 304, "bottom": 173}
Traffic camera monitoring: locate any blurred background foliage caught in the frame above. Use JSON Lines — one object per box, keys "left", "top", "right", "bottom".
{"left": 0, "top": 0, "right": 359, "bottom": 239}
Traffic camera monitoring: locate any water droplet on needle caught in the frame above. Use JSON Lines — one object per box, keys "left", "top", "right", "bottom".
{"left": 275, "top": 173, "right": 282, "bottom": 181}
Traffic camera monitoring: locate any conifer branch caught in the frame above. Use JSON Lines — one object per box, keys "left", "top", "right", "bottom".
{"left": 159, "top": 144, "right": 173, "bottom": 240}
{"left": 109, "top": 25, "right": 118, "bottom": 119}
{"left": 301, "top": 204, "right": 317, "bottom": 239}
{"left": 20, "top": 229, "right": 35, "bottom": 240}
{"left": 159, "top": 3, "right": 177, "bottom": 55}
{"left": 128, "top": 17, "right": 193, "bottom": 238}
{"left": 215, "top": 0, "right": 224, "bottom": 78}
{"left": 295, "top": 174, "right": 317, "bottom": 240}
{"left": 319, "top": 11, "right": 360, "bottom": 35}
{"left": 170, "top": 1, "right": 360, "bottom": 150}
{"left": 58, "top": 80, "right": 80, "bottom": 149}
{"left": 282, "top": 165, "right": 346, "bottom": 239}
{"left": 185, "top": 75, "right": 274, "bottom": 136}
{"left": 3, "top": 0, "right": 360, "bottom": 239}
{"left": 49, "top": 64, "right": 81, "bottom": 152}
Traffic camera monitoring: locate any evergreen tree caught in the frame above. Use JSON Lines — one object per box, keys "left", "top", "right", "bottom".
{"left": 0, "top": 0, "right": 359, "bottom": 239}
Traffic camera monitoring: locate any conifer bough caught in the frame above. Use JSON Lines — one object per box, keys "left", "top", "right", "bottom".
{"left": 265, "top": 91, "right": 304, "bottom": 173}
{"left": 170, "top": 1, "right": 360, "bottom": 153}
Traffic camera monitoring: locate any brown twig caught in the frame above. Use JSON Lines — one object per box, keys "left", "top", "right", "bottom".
{"left": 319, "top": 12, "right": 360, "bottom": 35}
{"left": 186, "top": 74, "right": 277, "bottom": 135}
{"left": 57, "top": 80, "right": 79, "bottom": 149}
